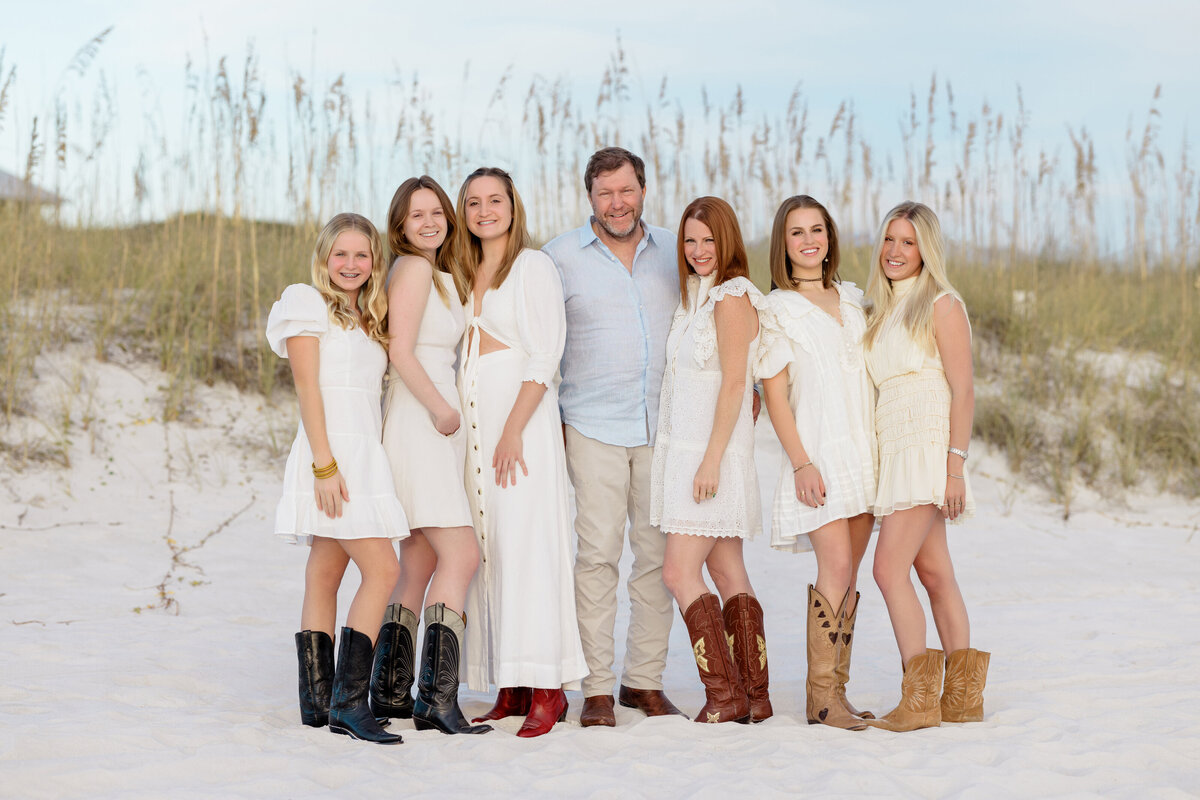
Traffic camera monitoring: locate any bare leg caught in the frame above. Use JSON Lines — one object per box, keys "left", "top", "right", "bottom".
{"left": 662, "top": 533, "right": 719, "bottom": 609}
{"left": 872, "top": 504, "right": 940, "bottom": 665}
{"left": 846, "top": 513, "right": 875, "bottom": 615}
{"left": 807, "top": 518, "right": 852, "bottom": 608}
{"left": 339, "top": 537, "right": 402, "bottom": 643}
{"left": 913, "top": 515, "right": 970, "bottom": 653}
{"left": 423, "top": 525, "right": 480, "bottom": 613}
{"left": 393, "top": 530, "right": 436, "bottom": 610}
{"left": 300, "top": 536, "right": 350, "bottom": 636}
{"left": 704, "top": 537, "right": 754, "bottom": 604}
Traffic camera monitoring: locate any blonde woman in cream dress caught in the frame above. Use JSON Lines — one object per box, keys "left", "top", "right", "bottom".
{"left": 862, "top": 201, "right": 988, "bottom": 733}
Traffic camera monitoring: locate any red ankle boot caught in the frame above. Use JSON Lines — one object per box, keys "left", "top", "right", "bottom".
{"left": 516, "top": 689, "right": 568, "bottom": 738}
{"left": 471, "top": 686, "right": 532, "bottom": 723}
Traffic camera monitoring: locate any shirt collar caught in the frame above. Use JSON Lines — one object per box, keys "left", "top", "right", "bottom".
{"left": 578, "top": 216, "right": 663, "bottom": 252}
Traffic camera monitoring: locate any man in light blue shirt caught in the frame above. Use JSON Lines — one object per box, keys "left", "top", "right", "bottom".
{"left": 543, "top": 147, "right": 684, "bottom": 727}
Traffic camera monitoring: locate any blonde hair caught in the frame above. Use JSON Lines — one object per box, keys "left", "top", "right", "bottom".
{"left": 863, "top": 201, "right": 962, "bottom": 351}
{"left": 387, "top": 175, "right": 456, "bottom": 307}
{"left": 450, "top": 167, "right": 532, "bottom": 303}
{"left": 768, "top": 195, "right": 841, "bottom": 290}
{"left": 310, "top": 212, "right": 389, "bottom": 347}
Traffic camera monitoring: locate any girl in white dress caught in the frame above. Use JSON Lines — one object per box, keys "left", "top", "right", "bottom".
{"left": 451, "top": 167, "right": 587, "bottom": 738}
{"left": 757, "top": 195, "right": 876, "bottom": 731}
{"left": 653, "top": 196, "right": 771, "bottom": 724}
{"left": 266, "top": 213, "right": 406, "bottom": 745}
{"left": 862, "top": 202, "right": 988, "bottom": 731}
{"left": 370, "top": 177, "right": 491, "bottom": 735}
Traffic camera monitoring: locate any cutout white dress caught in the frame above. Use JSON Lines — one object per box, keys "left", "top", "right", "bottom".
{"left": 458, "top": 250, "right": 588, "bottom": 691}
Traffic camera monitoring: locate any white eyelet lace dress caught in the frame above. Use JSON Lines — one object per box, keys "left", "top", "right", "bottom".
{"left": 457, "top": 249, "right": 588, "bottom": 692}
{"left": 265, "top": 283, "right": 410, "bottom": 546}
{"left": 755, "top": 283, "right": 877, "bottom": 553}
{"left": 864, "top": 274, "right": 975, "bottom": 520}
{"left": 650, "top": 274, "right": 764, "bottom": 539}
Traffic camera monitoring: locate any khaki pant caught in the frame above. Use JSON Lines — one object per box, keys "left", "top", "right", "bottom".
{"left": 565, "top": 425, "right": 674, "bottom": 697}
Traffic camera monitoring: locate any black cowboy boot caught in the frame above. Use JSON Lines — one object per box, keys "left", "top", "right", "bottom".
{"left": 329, "top": 627, "right": 403, "bottom": 744}
{"left": 412, "top": 604, "right": 493, "bottom": 735}
{"left": 295, "top": 630, "right": 334, "bottom": 727}
{"left": 369, "top": 603, "right": 417, "bottom": 719}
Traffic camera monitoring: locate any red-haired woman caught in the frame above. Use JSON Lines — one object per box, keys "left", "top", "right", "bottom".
{"left": 652, "top": 196, "right": 771, "bottom": 724}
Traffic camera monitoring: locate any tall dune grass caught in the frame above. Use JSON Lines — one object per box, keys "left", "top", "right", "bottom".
{"left": 1, "top": 34, "right": 1197, "bottom": 503}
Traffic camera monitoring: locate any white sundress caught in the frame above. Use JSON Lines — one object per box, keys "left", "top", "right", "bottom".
{"left": 755, "top": 283, "right": 877, "bottom": 553}
{"left": 381, "top": 268, "right": 473, "bottom": 530}
{"left": 650, "top": 274, "right": 765, "bottom": 539}
{"left": 266, "top": 283, "right": 410, "bottom": 546}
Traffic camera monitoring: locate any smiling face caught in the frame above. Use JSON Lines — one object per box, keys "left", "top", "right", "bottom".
{"left": 326, "top": 229, "right": 374, "bottom": 303}
{"left": 401, "top": 187, "right": 447, "bottom": 254}
{"left": 464, "top": 175, "right": 513, "bottom": 241}
{"left": 881, "top": 217, "right": 923, "bottom": 281}
{"left": 784, "top": 207, "right": 829, "bottom": 276}
{"left": 682, "top": 217, "right": 718, "bottom": 276}
{"left": 588, "top": 163, "right": 646, "bottom": 241}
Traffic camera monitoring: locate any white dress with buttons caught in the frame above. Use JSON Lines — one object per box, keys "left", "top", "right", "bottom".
{"left": 755, "top": 283, "right": 877, "bottom": 553}
{"left": 458, "top": 249, "right": 588, "bottom": 692}
{"left": 265, "top": 283, "right": 410, "bottom": 546}
{"left": 381, "top": 269, "right": 473, "bottom": 529}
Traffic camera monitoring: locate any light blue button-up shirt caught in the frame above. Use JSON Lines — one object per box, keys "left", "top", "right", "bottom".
{"left": 543, "top": 219, "right": 679, "bottom": 448}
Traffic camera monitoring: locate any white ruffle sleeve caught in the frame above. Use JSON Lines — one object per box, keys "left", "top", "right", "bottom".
{"left": 514, "top": 251, "right": 567, "bottom": 387}
{"left": 691, "top": 276, "right": 767, "bottom": 369}
{"left": 265, "top": 283, "right": 329, "bottom": 358}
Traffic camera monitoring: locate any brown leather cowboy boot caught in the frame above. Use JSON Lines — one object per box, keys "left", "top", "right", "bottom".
{"left": 681, "top": 594, "right": 749, "bottom": 724}
{"left": 722, "top": 593, "right": 773, "bottom": 722}
{"left": 941, "top": 648, "right": 990, "bottom": 723}
{"left": 833, "top": 592, "right": 874, "bottom": 719}
{"left": 866, "top": 648, "right": 945, "bottom": 732}
{"left": 805, "top": 585, "right": 868, "bottom": 730}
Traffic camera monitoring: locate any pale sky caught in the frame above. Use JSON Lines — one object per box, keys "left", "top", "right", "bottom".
{"left": 2, "top": 0, "right": 1197, "bottom": 238}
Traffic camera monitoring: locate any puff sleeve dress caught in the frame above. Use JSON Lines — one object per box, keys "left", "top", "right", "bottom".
{"left": 458, "top": 250, "right": 588, "bottom": 692}
{"left": 863, "top": 275, "right": 975, "bottom": 520}
{"left": 755, "top": 283, "right": 877, "bottom": 553}
{"left": 650, "top": 274, "right": 764, "bottom": 540}
{"left": 266, "top": 283, "right": 410, "bottom": 546}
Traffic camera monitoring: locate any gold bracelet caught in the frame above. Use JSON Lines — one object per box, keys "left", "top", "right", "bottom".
{"left": 948, "top": 473, "right": 964, "bottom": 479}
{"left": 793, "top": 460, "right": 813, "bottom": 473}
{"left": 312, "top": 458, "right": 338, "bottom": 479}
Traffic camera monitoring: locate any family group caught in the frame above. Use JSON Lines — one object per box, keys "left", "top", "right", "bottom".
{"left": 267, "top": 146, "right": 990, "bottom": 746}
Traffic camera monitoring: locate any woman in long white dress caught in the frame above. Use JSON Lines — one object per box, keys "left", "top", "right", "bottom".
{"left": 653, "top": 196, "right": 771, "bottom": 724}
{"left": 370, "top": 176, "right": 491, "bottom": 735}
{"left": 862, "top": 201, "right": 988, "bottom": 731}
{"left": 757, "top": 195, "right": 875, "bottom": 730}
{"left": 267, "top": 212, "right": 406, "bottom": 745}
{"left": 450, "top": 167, "right": 587, "bottom": 738}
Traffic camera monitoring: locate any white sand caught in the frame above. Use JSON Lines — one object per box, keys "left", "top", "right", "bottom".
{"left": 2, "top": 344, "right": 1198, "bottom": 799}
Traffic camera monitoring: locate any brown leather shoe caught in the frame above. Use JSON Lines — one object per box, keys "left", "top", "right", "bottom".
{"left": 580, "top": 694, "right": 616, "bottom": 727}
{"left": 618, "top": 685, "right": 686, "bottom": 718}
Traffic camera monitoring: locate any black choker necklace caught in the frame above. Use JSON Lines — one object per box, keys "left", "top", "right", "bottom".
{"left": 796, "top": 277, "right": 823, "bottom": 283}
